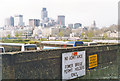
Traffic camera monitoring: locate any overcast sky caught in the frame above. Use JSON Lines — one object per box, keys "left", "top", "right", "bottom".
{"left": 0, "top": 0, "right": 119, "bottom": 28}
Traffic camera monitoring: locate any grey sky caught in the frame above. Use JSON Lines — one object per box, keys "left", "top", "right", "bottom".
{"left": 0, "top": 0, "right": 119, "bottom": 28}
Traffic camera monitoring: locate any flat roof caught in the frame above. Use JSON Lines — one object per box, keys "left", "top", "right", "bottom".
{"left": 0, "top": 43, "right": 36, "bottom": 46}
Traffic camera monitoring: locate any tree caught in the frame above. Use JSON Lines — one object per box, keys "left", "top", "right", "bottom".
{"left": 81, "top": 32, "right": 85, "bottom": 39}
{"left": 58, "top": 30, "right": 64, "bottom": 40}
{"left": 20, "top": 32, "right": 23, "bottom": 36}
{"left": 2, "top": 37, "right": 5, "bottom": 42}
{"left": 7, "top": 34, "right": 11, "bottom": 39}
{"left": 103, "top": 33, "right": 108, "bottom": 39}
{"left": 88, "top": 32, "right": 94, "bottom": 39}
{"left": 15, "top": 32, "right": 19, "bottom": 39}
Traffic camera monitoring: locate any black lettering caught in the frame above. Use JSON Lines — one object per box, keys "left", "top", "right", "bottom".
{"left": 71, "top": 72, "right": 78, "bottom": 77}
{"left": 65, "top": 64, "right": 73, "bottom": 68}
{"left": 75, "top": 62, "right": 82, "bottom": 67}
{"left": 82, "top": 66, "right": 84, "bottom": 69}
{"left": 69, "top": 56, "right": 75, "bottom": 60}
{"left": 77, "top": 55, "right": 82, "bottom": 58}
{"left": 65, "top": 57, "right": 68, "bottom": 61}
{"left": 75, "top": 66, "right": 84, "bottom": 71}
{"left": 64, "top": 68, "right": 73, "bottom": 74}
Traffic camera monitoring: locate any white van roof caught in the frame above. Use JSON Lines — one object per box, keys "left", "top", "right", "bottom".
{"left": 0, "top": 46, "right": 4, "bottom": 49}
{"left": 0, "top": 43, "right": 24, "bottom": 46}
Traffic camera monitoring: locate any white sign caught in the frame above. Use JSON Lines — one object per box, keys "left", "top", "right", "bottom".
{"left": 62, "top": 51, "right": 86, "bottom": 80}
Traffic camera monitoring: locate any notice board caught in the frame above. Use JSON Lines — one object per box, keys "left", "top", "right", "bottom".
{"left": 62, "top": 51, "right": 86, "bottom": 80}
{"left": 89, "top": 54, "right": 97, "bottom": 69}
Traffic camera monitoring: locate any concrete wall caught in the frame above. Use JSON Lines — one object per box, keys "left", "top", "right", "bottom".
{"left": 2, "top": 44, "right": 120, "bottom": 79}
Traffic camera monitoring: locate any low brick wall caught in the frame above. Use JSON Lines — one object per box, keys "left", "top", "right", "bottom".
{"left": 2, "top": 44, "right": 120, "bottom": 79}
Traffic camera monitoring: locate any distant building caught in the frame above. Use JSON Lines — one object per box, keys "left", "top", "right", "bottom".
{"left": 57, "top": 15, "right": 65, "bottom": 26}
{"left": 42, "top": 27, "right": 59, "bottom": 37}
{"left": 68, "top": 24, "right": 73, "bottom": 29}
{"left": 5, "top": 18, "right": 10, "bottom": 27}
{"left": 59, "top": 28, "right": 71, "bottom": 37}
{"left": 32, "top": 27, "right": 42, "bottom": 37}
{"left": 29, "top": 19, "right": 40, "bottom": 27}
{"left": 74, "top": 23, "right": 82, "bottom": 29}
{"left": 72, "top": 28, "right": 83, "bottom": 37}
{"left": 4, "top": 16, "right": 14, "bottom": 27}
{"left": 43, "top": 17, "right": 49, "bottom": 23}
{"left": 93, "top": 20, "right": 96, "bottom": 28}
{"left": 40, "top": 8, "right": 57, "bottom": 27}
{"left": 41, "top": 8, "right": 48, "bottom": 20}
{"left": 10, "top": 16, "right": 14, "bottom": 27}
{"left": 91, "top": 20, "right": 96, "bottom": 28}
{"left": 90, "top": 21, "right": 98, "bottom": 30}
{"left": 14, "top": 15, "right": 24, "bottom": 26}
{"left": 0, "top": 30, "right": 12, "bottom": 37}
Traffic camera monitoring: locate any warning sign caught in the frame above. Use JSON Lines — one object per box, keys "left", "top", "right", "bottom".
{"left": 89, "top": 54, "right": 97, "bottom": 69}
{"left": 62, "top": 51, "right": 86, "bottom": 80}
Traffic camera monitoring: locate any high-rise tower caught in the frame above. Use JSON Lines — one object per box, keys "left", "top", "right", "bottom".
{"left": 41, "top": 8, "right": 48, "bottom": 20}
{"left": 93, "top": 20, "right": 96, "bottom": 28}
{"left": 29, "top": 19, "right": 40, "bottom": 27}
{"left": 14, "top": 15, "right": 24, "bottom": 26}
{"left": 4, "top": 16, "right": 14, "bottom": 27}
{"left": 57, "top": 15, "right": 65, "bottom": 26}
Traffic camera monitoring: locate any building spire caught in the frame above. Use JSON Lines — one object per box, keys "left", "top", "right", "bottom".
{"left": 93, "top": 20, "right": 96, "bottom": 28}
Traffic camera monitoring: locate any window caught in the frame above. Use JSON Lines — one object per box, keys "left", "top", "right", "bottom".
{"left": 0, "top": 48, "right": 4, "bottom": 53}
{"left": 24, "top": 45, "right": 37, "bottom": 51}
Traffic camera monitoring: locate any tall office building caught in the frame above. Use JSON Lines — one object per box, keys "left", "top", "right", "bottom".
{"left": 14, "top": 15, "right": 24, "bottom": 26}
{"left": 29, "top": 19, "right": 40, "bottom": 27}
{"left": 74, "top": 23, "right": 82, "bottom": 29}
{"left": 4, "top": 16, "right": 14, "bottom": 27}
{"left": 41, "top": 8, "right": 48, "bottom": 20}
{"left": 68, "top": 24, "right": 73, "bottom": 29}
{"left": 57, "top": 15, "right": 65, "bottom": 26}
{"left": 10, "top": 16, "right": 14, "bottom": 26}
{"left": 5, "top": 18, "right": 10, "bottom": 27}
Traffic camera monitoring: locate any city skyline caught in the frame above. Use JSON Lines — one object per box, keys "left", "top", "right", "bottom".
{"left": 0, "top": 0, "right": 119, "bottom": 28}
